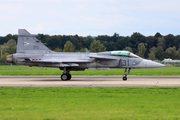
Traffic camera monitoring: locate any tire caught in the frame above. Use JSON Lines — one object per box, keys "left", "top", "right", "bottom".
{"left": 67, "top": 74, "right": 71, "bottom": 80}
{"left": 122, "top": 76, "right": 127, "bottom": 81}
{"left": 61, "top": 74, "right": 68, "bottom": 81}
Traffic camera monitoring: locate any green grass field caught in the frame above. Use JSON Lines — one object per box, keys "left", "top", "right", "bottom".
{"left": 0, "top": 87, "right": 180, "bottom": 120}
{"left": 1, "top": 65, "right": 180, "bottom": 119}
{"left": 0, "top": 65, "right": 180, "bottom": 75}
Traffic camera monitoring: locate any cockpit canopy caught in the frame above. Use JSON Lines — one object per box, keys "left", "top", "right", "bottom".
{"left": 110, "top": 51, "right": 140, "bottom": 58}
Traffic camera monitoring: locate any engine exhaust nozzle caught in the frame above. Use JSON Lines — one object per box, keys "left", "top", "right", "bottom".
{"left": 6, "top": 54, "right": 13, "bottom": 63}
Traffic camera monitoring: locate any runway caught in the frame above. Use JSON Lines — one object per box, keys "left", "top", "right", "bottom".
{"left": 0, "top": 75, "right": 180, "bottom": 87}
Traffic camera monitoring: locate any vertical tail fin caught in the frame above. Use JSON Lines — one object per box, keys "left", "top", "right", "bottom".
{"left": 17, "top": 29, "right": 52, "bottom": 53}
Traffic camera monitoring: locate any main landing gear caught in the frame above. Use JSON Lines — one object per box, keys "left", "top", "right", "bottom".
{"left": 122, "top": 68, "right": 131, "bottom": 81}
{"left": 60, "top": 67, "right": 72, "bottom": 81}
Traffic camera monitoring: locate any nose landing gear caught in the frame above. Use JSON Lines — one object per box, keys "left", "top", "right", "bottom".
{"left": 122, "top": 68, "right": 131, "bottom": 81}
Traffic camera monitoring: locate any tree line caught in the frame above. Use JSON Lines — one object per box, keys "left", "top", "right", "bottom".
{"left": 0, "top": 32, "right": 180, "bottom": 63}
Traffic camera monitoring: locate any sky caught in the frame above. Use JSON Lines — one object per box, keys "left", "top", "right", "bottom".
{"left": 1, "top": 0, "right": 180, "bottom": 36}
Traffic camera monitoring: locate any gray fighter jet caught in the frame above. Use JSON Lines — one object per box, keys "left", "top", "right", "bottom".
{"left": 6, "top": 29, "right": 165, "bottom": 81}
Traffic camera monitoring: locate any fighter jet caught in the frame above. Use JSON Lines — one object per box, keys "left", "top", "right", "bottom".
{"left": 6, "top": 29, "right": 165, "bottom": 81}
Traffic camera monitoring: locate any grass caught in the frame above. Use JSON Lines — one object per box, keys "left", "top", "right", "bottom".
{"left": 0, "top": 65, "right": 180, "bottom": 75}
{"left": 0, "top": 87, "right": 180, "bottom": 120}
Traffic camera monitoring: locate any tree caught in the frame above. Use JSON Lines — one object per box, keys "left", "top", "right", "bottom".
{"left": 53, "top": 48, "right": 62, "bottom": 52}
{"left": 103, "top": 41, "right": 116, "bottom": 51}
{"left": 154, "top": 32, "right": 162, "bottom": 38}
{"left": 75, "top": 48, "right": 86, "bottom": 52}
{"left": 177, "top": 46, "right": 180, "bottom": 59}
{"left": 155, "top": 46, "right": 165, "bottom": 60}
{"left": 47, "top": 35, "right": 62, "bottom": 50}
{"left": 95, "top": 35, "right": 110, "bottom": 43}
{"left": 70, "top": 35, "right": 83, "bottom": 50}
{"left": 63, "top": 41, "right": 75, "bottom": 52}
{"left": 145, "top": 36, "right": 158, "bottom": 58}
{"left": 89, "top": 39, "right": 106, "bottom": 52}
{"left": 83, "top": 35, "right": 94, "bottom": 49}
{"left": 7, "top": 39, "right": 16, "bottom": 47}
{"left": 111, "top": 33, "right": 119, "bottom": 42}
{"left": 129, "top": 32, "right": 145, "bottom": 53}
{"left": 174, "top": 35, "right": 180, "bottom": 50}
{"left": 137, "top": 43, "right": 146, "bottom": 58}
{"left": 1, "top": 39, "right": 16, "bottom": 55}
{"left": 6, "top": 34, "right": 13, "bottom": 40}
{"left": 148, "top": 46, "right": 157, "bottom": 60}
{"left": 0, "top": 45, "right": 1, "bottom": 58}
{"left": 7, "top": 46, "right": 16, "bottom": 54}
{"left": 165, "top": 46, "right": 177, "bottom": 59}
{"left": 164, "top": 34, "right": 175, "bottom": 49}
{"left": 116, "top": 37, "right": 129, "bottom": 50}
{"left": 145, "top": 36, "right": 158, "bottom": 49}
{"left": 0, "top": 52, "right": 9, "bottom": 63}
{"left": 123, "top": 46, "right": 133, "bottom": 53}
{"left": 157, "top": 37, "right": 166, "bottom": 50}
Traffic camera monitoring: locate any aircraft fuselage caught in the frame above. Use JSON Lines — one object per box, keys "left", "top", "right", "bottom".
{"left": 6, "top": 29, "right": 165, "bottom": 81}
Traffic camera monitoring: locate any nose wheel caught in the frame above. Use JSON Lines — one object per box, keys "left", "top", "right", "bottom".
{"left": 123, "top": 76, "right": 127, "bottom": 81}
{"left": 122, "top": 68, "right": 131, "bottom": 81}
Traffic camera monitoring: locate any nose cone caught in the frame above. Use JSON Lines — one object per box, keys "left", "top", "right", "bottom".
{"left": 6, "top": 54, "right": 13, "bottom": 63}
{"left": 136, "top": 59, "right": 165, "bottom": 68}
{"left": 143, "top": 59, "right": 165, "bottom": 68}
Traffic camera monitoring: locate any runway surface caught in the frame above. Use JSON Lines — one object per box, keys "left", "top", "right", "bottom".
{"left": 0, "top": 75, "right": 180, "bottom": 87}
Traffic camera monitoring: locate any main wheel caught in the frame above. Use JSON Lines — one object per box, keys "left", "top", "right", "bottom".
{"left": 61, "top": 74, "right": 68, "bottom": 81}
{"left": 67, "top": 74, "right": 71, "bottom": 80}
{"left": 122, "top": 76, "right": 127, "bottom": 81}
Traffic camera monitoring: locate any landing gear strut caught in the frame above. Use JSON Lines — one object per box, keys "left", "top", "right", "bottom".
{"left": 60, "top": 67, "right": 72, "bottom": 81}
{"left": 122, "top": 68, "right": 131, "bottom": 81}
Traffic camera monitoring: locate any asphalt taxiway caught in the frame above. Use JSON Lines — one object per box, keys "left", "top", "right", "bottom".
{"left": 0, "top": 76, "right": 180, "bottom": 87}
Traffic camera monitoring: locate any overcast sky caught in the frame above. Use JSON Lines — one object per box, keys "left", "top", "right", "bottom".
{"left": 1, "top": 0, "right": 180, "bottom": 36}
